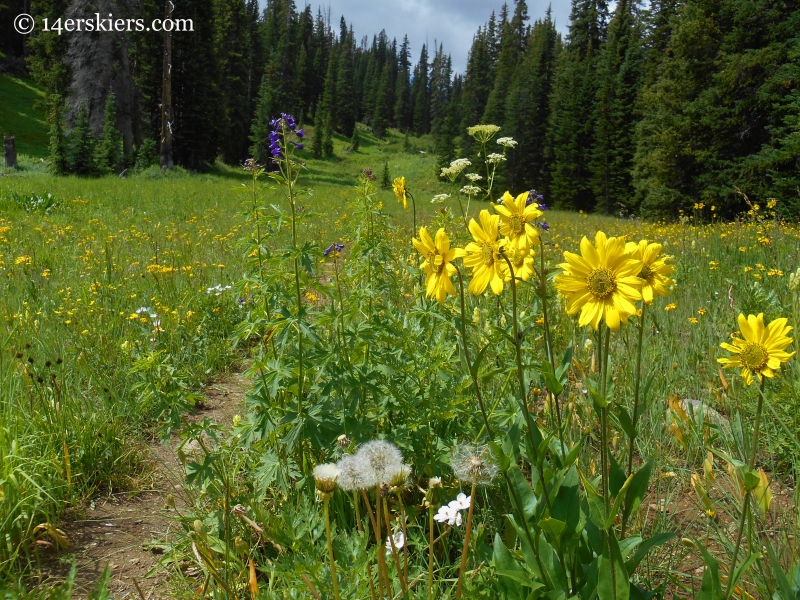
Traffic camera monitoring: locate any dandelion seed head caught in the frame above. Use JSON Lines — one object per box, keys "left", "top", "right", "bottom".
{"left": 337, "top": 454, "right": 376, "bottom": 491}
{"left": 389, "top": 463, "right": 412, "bottom": 488}
{"left": 313, "top": 463, "right": 340, "bottom": 494}
{"left": 451, "top": 443, "right": 498, "bottom": 486}
{"left": 355, "top": 440, "right": 404, "bottom": 484}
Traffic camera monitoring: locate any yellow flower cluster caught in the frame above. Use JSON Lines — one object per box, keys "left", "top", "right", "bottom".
{"left": 554, "top": 232, "right": 674, "bottom": 331}
{"left": 411, "top": 190, "right": 544, "bottom": 302}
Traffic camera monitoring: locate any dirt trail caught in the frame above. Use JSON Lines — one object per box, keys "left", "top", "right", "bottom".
{"left": 35, "top": 374, "right": 248, "bottom": 598}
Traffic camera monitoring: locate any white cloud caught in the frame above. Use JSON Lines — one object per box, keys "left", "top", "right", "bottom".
{"left": 290, "top": 0, "right": 571, "bottom": 72}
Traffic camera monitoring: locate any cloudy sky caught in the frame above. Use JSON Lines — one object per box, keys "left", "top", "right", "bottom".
{"left": 293, "top": 1, "right": 572, "bottom": 72}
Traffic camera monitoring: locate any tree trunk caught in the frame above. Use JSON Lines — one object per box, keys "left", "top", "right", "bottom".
{"left": 3, "top": 136, "right": 16, "bottom": 168}
{"left": 159, "top": 0, "right": 174, "bottom": 170}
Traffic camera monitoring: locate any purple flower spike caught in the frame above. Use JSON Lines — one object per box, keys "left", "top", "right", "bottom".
{"left": 335, "top": 243, "right": 345, "bottom": 252}
{"left": 540, "top": 221, "right": 550, "bottom": 231}
{"left": 539, "top": 203, "right": 547, "bottom": 211}
{"left": 323, "top": 243, "right": 334, "bottom": 256}
{"left": 293, "top": 142, "right": 305, "bottom": 150}
{"left": 295, "top": 129, "right": 304, "bottom": 138}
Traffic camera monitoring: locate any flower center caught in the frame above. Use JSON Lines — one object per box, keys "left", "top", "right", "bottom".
{"left": 740, "top": 342, "right": 768, "bottom": 372}
{"left": 588, "top": 268, "right": 616, "bottom": 299}
{"left": 481, "top": 243, "right": 495, "bottom": 265}
{"left": 638, "top": 264, "right": 654, "bottom": 284}
{"left": 510, "top": 215, "right": 523, "bottom": 234}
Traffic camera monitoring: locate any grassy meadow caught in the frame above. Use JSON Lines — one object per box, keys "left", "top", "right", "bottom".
{"left": 0, "top": 110, "right": 799, "bottom": 598}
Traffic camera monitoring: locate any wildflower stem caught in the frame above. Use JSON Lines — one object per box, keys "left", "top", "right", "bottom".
{"left": 395, "top": 491, "right": 409, "bottom": 585}
{"left": 724, "top": 378, "right": 766, "bottom": 599}
{"left": 455, "top": 482, "right": 476, "bottom": 599}
{"left": 323, "top": 497, "right": 341, "bottom": 600}
{"left": 428, "top": 505, "right": 435, "bottom": 598}
{"left": 499, "top": 250, "right": 553, "bottom": 515}
{"left": 383, "top": 497, "right": 408, "bottom": 594}
{"left": 600, "top": 324, "right": 611, "bottom": 513}
{"left": 361, "top": 489, "right": 386, "bottom": 599}
{"left": 623, "top": 302, "right": 647, "bottom": 537}
{"left": 455, "top": 267, "right": 493, "bottom": 438}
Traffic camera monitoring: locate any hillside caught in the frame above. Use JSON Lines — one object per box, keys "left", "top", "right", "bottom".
{"left": 0, "top": 74, "right": 48, "bottom": 158}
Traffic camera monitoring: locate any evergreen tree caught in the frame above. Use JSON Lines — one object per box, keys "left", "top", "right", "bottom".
{"left": 483, "top": 0, "right": 529, "bottom": 125}
{"left": 323, "top": 114, "right": 334, "bottom": 157}
{"left": 381, "top": 160, "right": 391, "bottom": 189}
{"left": 67, "top": 101, "right": 96, "bottom": 176}
{"left": 503, "top": 11, "right": 560, "bottom": 193}
{"left": 47, "top": 95, "right": 68, "bottom": 176}
{"left": 590, "top": 0, "right": 644, "bottom": 214}
{"left": 411, "top": 44, "right": 430, "bottom": 134}
{"left": 336, "top": 24, "right": 357, "bottom": 137}
{"left": 372, "top": 61, "right": 393, "bottom": 138}
{"left": 394, "top": 36, "right": 413, "bottom": 131}
{"left": 95, "top": 92, "right": 123, "bottom": 174}
{"left": 350, "top": 126, "right": 361, "bottom": 152}
{"left": 547, "top": 0, "right": 609, "bottom": 210}
{"left": 312, "top": 104, "right": 325, "bottom": 158}
{"left": 25, "top": 0, "right": 71, "bottom": 95}
{"left": 172, "top": 0, "right": 223, "bottom": 170}
{"left": 215, "top": 0, "right": 252, "bottom": 164}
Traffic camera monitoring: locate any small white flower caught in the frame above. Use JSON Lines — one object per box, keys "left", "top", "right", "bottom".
{"left": 465, "top": 173, "right": 483, "bottom": 182}
{"left": 385, "top": 531, "right": 405, "bottom": 555}
{"left": 452, "top": 493, "right": 471, "bottom": 511}
{"left": 431, "top": 193, "right": 451, "bottom": 204}
{"left": 136, "top": 306, "right": 151, "bottom": 314}
{"left": 460, "top": 185, "right": 482, "bottom": 197}
{"left": 434, "top": 504, "right": 463, "bottom": 526}
{"left": 487, "top": 153, "right": 506, "bottom": 165}
{"left": 496, "top": 137, "right": 517, "bottom": 148}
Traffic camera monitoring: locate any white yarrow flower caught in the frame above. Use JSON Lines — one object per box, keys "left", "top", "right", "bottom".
{"left": 465, "top": 173, "right": 483, "bottom": 182}
{"left": 487, "top": 153, "right": 506, "bottom": 165}
{"left": 431, "top": 193, "right": 451, "bottom": 203}
{"left": 460, "top": 185, "right": 482, "bottom": 197}
{"left": 496, "top": 137, "right": 517, "bottom": 148}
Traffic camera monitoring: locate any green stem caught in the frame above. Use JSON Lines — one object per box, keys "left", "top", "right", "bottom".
{"left": 383, "top": 497, "right": 408, "bottom": 595}
{"left": 324, "top": 497, "right": 341, "bottom": 600}
{"left": 600, "top": 325, "right": 611, "bottom": 513}
{"left": 428, "top": 505, "right": 435, "bottom": 599}
{"left": 724, "top": 378, "right": 766, "bottom": 599}
{"left": 622, "top": 302, "right": 647, "bottom": 537}
{"left": 455, "top": 482, "right": 477, "bottom": 599}
{"left": 499, "top": 250, "right": 553, "bottom": 515}
{"left": 538, "top": 239, "right": 565, "bottom": 457}
{"left": 362, "top": 489, "right": 385, "bottom": 600}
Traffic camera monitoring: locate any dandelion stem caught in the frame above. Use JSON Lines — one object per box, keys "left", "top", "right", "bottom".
{"left": 361, "top": 489, "right": 384, "bottom": 600}
{"left": 323, "top": 497, "right": 341, "bottom": 600}
{"left": 455, "top": 482, "right": 476, "bottom": 599}
{"left": 395, "top": 491, "right": 409, "bottom": 585}
{"left": 383, "top": 497, "right": 408, "bottom": 594}
{"left": 428, "top": 505, "right": 435, "bottom": 599}
{"left": 724, "top": 378, "right": 766, "bottom": 599}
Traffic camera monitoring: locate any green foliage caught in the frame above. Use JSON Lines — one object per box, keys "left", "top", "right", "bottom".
{"left": 94, "top": 92, "right": 122, "bottom": 175}
{"left": 66, "top": 101, "right": 95, "bottom": 176}
{"left": 46, "top": 95, "right": 67, "bottom": 176}
{"left": 0, "top": 75, "right": 49, "bottom": 159}
{"left": 381, "top": 160, "right": 391, "bottom": 189}
{"left": 349, "top": 126, "right": 360, "bottom": 152}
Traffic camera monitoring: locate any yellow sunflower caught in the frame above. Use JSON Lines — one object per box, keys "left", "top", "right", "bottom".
{"left": 624, "top": 240, "right": 675, "bottom": 304}
{"left": 717, "top": 313, "right": 795, "bottom": 385}
{"left": 463, "top": 210, "right": 506, "bottom": 296}
{"left": 393, "top": 177, "right": 408, "bottom": 210}
{"left": 412, "top": 227, "right": 465, "bottom": 303}
{"left": 500, "top": 239, "right": 535, "bottom": 282}
{"left": 554, "top": 231, "right": 643, "bottom": 331}
{"left": 492, "top": 191, "right": 543, "bottom": 249}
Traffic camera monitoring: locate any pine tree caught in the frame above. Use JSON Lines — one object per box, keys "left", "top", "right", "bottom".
{"left": 312, "top": 104, "right": 325, "bottom": 158}
{"left": 47, "top": 95, "right": 68, "bottom": 176}
{"left": 323, "top": 114, "right": 334, "bottom": 157}
{"left": 95, "top": 91, "right": 123, "bottom": 174}
{"left": 381, "top": 160, "right": 391, "bottom": 189}
{"left": 547, "top": 0, "right": 609, "bottom": 211}
{"left": 372, "top": 61, "right": 393, "bottom": 138}
{"left": 25, "top": 0, "right": 71, "bottom": 95}
{"left": 483, "top": 0, "right": 529, "bottom": 125}
{"left": 590, "top": 0, "right": 644, "bottom": 214}
{"left": 67, "top": 101, "right": 96, "bottom": 176}
{"left": 335, "top": 20, "right": 357, "bottom": 136}
{"left": 394, "top": 36, "right": 413, "bottom": 131}
{"left": 411, "top": 44, "right": 430, "bottom": 134}
{"left": 503, "top": 10, "right": 560, "bottom": 193}
{"left": 350, "top": 126, "right": 361, "bottom": 152}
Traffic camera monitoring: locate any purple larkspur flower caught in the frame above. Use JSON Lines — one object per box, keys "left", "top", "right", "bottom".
{"left": 323, "top": 243, "right": 334, "bottom": 256}
{"left": 538, "top": 203, "right": 547, "bottom": 210}
{"left": 335, "top": 243, "right": 344, "bottom": 252}
{"left": 295, "top": 128, "right": 304, "bottom": 138}
{"left": 540, "top": 221, "right": 549, "bottom": 231}
{"left": 293, "top": 142, "right": 304, "bottom": 150}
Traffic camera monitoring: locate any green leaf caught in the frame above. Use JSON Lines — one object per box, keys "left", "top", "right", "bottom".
{"left": 623, "top": 459, "right": 653, "bottom": 522}
{"left": 625, "top": 532, "right": 677, "bottom": 573}
{"left": 580, "top": 470, "right": 606, "bottom": 527}
{"left": 615, "top": 404, "right": 635, "bottom": 439}
{"left": 540, "top": 517, "right": 566, "bottom": 541}
{"left": 598, "top": 529, "right": 630, "bottom": 600}
{"left": 605, "top": 474, "right": 634, "bottom": 530}
{"left": 730, "top": 552, "right": 761, "bottom": 593}
{"left": 492, "top": 533, "right": 527, "bottom": 600}
{"left": 508, "top": 465, "right": 538, "bottom": 524}
{"left": 540, "top": 360, "right": 564, "bottom": 396}
{"left": 742, "top": 468, "right": 760, "bottom": 492}
{"left": 609, "top": 453, "right": 627, "bottom": 498}
{"left": 763, "top": 538, "right": 794, "bottom": 600}
{"left": 687, "top": 539, "right": 724, "bottom": 600}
